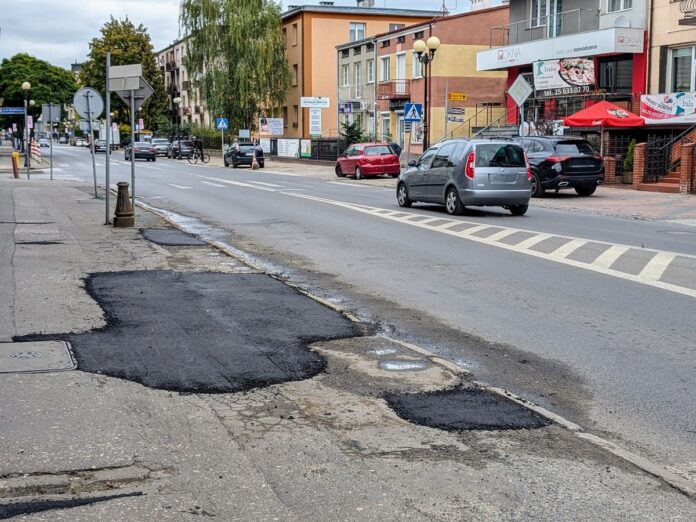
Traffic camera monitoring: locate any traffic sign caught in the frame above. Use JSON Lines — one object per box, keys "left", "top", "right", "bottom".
{"left": 448, "top": 92, "right": 467, "bottom": 101}
{"left": 114, "top": 76, "right": 154, "bottom": 112}
{"left": 215, "top": 117, "right": 229, "bottom": 130}
{"left": 73, "top": 88, "right": 104, "bottom": 119}
{"left": 0, "top": 107, "right": 24, "bottom": 115}
{"left": 404, "top": 103, "right": 423, "bottom": 123}
{"left": 508, "top": 75, "right": 533, "bottom": 107}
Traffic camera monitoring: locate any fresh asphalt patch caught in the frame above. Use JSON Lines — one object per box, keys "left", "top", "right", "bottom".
{"left": 18, "top": 271, "right": 362, "bottom": 393}
{"left": 386, "top": 387, "right": 550, "bottom": 431}
{"left": 140, "top": 228, "right": 207, "bottom": 246}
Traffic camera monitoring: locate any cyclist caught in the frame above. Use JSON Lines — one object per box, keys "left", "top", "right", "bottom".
{"left": 192, "top": 136, "right": 204, "bottom": 158}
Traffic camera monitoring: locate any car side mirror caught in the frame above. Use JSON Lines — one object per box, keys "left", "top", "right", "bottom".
{"left": 407, "top": 159, "right": 417, "bottom": 167}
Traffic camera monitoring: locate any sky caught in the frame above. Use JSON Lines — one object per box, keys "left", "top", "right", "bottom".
{"left": 0, "top": 0, "right": 473, "bottom": 70}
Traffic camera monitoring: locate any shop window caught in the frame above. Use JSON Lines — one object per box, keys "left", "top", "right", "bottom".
{"left": 598, "top": 56, "right": 633, "bottom": 94}
{"left": 670, "top": 47, "right": 694, "bottom": 92}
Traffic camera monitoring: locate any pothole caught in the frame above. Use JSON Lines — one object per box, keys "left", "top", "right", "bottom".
{"left": 386, "top": 387, "right": 550, "bottom": 431}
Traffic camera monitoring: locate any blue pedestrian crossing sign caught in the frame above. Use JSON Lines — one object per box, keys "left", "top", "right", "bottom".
{"left": 215, "top": 117, "right": 229, "bottom": 130}
{"left": 404, "top": 103, "right": 423, "bottom": 123}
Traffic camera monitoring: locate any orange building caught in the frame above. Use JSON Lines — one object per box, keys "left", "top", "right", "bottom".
{"left": 281, "top": 3, "right": 440, "bottom": 139}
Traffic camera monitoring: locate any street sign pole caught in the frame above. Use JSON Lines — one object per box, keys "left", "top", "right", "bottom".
{"left": 48, "top": 103, "right": 53, "bottom": 181}
{"left": 444, "top": 80, "right": 449, "bottom": 139}
{"left": 105, "top": 52, "right": 111, "bottom": 225}
{"left": 130, "top": 89, "right": 136, "bottom": 212}
{"left": 86, "top": 92, "right": 98, "bottom": 198}
{"left": 221, "top": 128, "right": 224, "bottom": 164}
{"left": 24, "top": 97, "right": 29, "bottom": 180}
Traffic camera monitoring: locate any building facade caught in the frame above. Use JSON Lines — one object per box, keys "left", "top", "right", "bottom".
{"left": 375, "top": 6, "right": 510, "bottom": 154}
{"left": 336, "top": 37, "right": 377, "bottom": 138}
{"left": 281, "top": 3, "right": 440, "bottom": 139}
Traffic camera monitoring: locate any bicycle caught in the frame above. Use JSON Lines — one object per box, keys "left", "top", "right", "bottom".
{"left": 188, "top": 149, "right": 210, "bottom": 165}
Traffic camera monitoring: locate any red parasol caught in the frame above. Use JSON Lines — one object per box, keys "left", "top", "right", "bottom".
{"left": 563, "top": 101, "right": 644, "bottom": 128}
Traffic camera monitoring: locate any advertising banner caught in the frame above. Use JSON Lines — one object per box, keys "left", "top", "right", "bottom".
{"left": 533, "top": 57, "right": 595, "bottom": 98}
{"left": 259, "top": 118, "right": 284, "bottom": 135}
{"left": 277, "top": 138, "right": 299, "bottom": 158}
{"left": 640, "top": 93, "right": 696, "bottom": 125}
{"left": 309, "top": 108, "right": 322, "bottom": 137}
{"left": 259, "top": 138, "right": 271, "bottom": 154}
{"left": 300, "top": 139, "right": 311, "bottom": 158}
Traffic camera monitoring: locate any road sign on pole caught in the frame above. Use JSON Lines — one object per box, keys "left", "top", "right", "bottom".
{"left": 215, "top": 118, "right": 229, "bottom": 130}
{"left": 447, "top": 92, "right": 468, "bottom": 101}
{"left": 404, "top": 103, "right": 423, "bottom": 123}
{"left": 0, "top": 107, "right": 25, "bottom": 115}
{"left": 508, "top": 75, "right": 533, "bottom": 147}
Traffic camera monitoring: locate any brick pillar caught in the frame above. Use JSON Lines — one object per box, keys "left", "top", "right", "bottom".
{"left": 603, "top": 156, "right": 617, "bottom": 185}
{"left": 633, "top": 143, "right": 646, "bottom": 190}
{"left": 680, "top": 143, "right": 694, "bottom": 194}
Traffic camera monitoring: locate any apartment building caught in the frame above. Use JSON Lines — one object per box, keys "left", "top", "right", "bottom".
{"left": 336, "top": 37, "right": 377, "bottom": 137}
{"left": 375, "top": 7, "right": 510, "bottom": 153}
{"left": 281, "top": 2, "right": 440, "bottom": 139}
{"left": 157, "top": 40, "right": 210, "bottom": 131}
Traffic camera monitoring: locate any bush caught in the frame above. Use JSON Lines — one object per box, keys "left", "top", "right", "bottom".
{"left": 624, "top": 139, "right": 636, "bottom": 173}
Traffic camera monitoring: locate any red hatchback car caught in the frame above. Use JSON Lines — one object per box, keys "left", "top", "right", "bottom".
{"left": 335, "top": 143, "right": 400, "bottom": 179}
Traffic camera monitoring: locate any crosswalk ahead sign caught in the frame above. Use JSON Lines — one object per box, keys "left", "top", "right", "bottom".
{"left": 404, "top": 103, "right": 423, "bottom": 123}
{"left": 215, "top": 117, "right": 229, "bottom": 130}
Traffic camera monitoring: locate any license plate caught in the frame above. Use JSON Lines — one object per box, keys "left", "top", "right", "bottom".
{"left": 489, "top": 173, "right": 517, "bottom": 183}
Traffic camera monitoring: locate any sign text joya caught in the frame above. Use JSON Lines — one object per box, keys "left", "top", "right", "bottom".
{"left": 533, "top": 57, "right": 595, "bottom": 98}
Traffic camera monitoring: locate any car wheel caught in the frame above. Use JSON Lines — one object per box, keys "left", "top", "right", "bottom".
{"left": 335, "top": 164, "right": 345, "bottom": 178}
{"left": 509, "top": 204, "right": 529, "bottom": 216}
{"left": 390, "top": 174, "right": 399, "bottom": 178}
{"left": 355, "top": 166, "right": 363, "bottom": 180}
{"left": 575, "top": 185, "right": 596, "bottom": 197}
{"left": 530, "top": 171, "right": 545, "bottom": 197}
{"left": 224, "top": 157, "right": 229, "bottom": 167}
{"left": 232, "top": 163, "right": 238, "bottom": 169}
{"left": 445, "top": 187, "right": 464, "bottom": 215}
{"left": 152, "top": 158, "right": 156, "bottom": 162}
{"left": 259, "top": 162, "right": 264, "bottom": 168}
{"left": 397, "top": 183, "right": 412, "bottom": 208}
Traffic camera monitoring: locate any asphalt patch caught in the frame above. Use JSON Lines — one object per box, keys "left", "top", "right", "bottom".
{"left": 18, "top": 271, "right": 361, "bottom": 393}
{"left": 140, "top": 228, "right": 207, "bottom": 246}
{"left": 386, "top": 387, "right": 550, "bottom": 431}
{"left": 0, "top": 492, "right": 143, "bottom": 519}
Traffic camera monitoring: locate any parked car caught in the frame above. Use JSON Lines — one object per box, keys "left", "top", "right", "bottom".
{"left": 396, "top": 139, "right": 531, "bottom": 216}
{"left": 125, "top": 142, "right": 156, "bottom": 162}
{"left": 38, "top": 137, "right": 50, "bottom": 148}
{"left": 151, "top": 138, "right": 170, "bottom": 157}
{"left": 224, "top": 143, "right": 264, "bottom": 168}
{"left": 94, "top": 139, "right": 109, "bottom": 153}
{"left": 513, "top": 136, "right": 604, "bottom": 197}
{"left": 167, "top": 139, "right": 194, "bottom": 159}
{"left": 335, "top": 143, "right": 400, "bottom": 179}
{"left": 59, "top": 136, "right": 67, "bottom": 144}
{"left": 76, "top": 138, "right": 87, "bottom": 147}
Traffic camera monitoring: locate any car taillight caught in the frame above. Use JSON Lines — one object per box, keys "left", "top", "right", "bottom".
{"left": 547, "top": 156, "right": 570, "bottom": 163}
{"left": 149, "top": 148, "right": 155, "bottom": 153}
{"left": 465, "top": 152, "right": 475, "bottom": 179}
{"left": 525, "top": 153, "right": 532, "bottom": 181}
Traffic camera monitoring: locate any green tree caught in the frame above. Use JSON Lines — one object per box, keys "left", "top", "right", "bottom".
{"left": 0, "top": 53, "right": 77, "bottom": 131}
{"left": 79, "top": 17, "right": 167, "bottom": 130}
{"left": 180, "top": 0, "right": 291, "bottom": 131}
{"left": 340, "top": 117, "right": 365, "bottom": 147}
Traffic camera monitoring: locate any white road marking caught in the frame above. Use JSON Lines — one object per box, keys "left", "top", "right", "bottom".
{"left": 593, "top": 245, "right": 629, "bottom": 270}
{"left": 486, "top": 229, "right": 519, "bottom": 242}
{"left": 551, "top": 239, "right": 587, "bottom": 259}
{"left": 59, "top": 164, "right": 69, "bottom": 167}
{"left": 457, "top": 224, "right": 491, "bottom": 236}
{"left": 200, "top": 181, "right": 225, "bottom": 188}
{"left": 327, "top": 182, "right": 370, "bottom": 188}
{"left": 516, "top": 234, "right": 552, "bottom": 250}
{"left": 638, "top": 252, "right": 676, "bottom": 281}
{"left": 246, "top": 180, "right": 284, "bottom": 188}
{"left": 438, "top": 221, "right": 464, "bottom": 229}
{"left": 168, "top": 184, "right": 191, "bottom": 189}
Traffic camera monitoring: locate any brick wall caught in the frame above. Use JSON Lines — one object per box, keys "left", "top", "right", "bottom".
{"left": 633, "top": 142, "right": 646, "bottom": 189}
{"left": 680, "top": 143, "right": 694, "bottom": 194}
{"left": 603, "top": 156, "right": 617, "bottom": 185}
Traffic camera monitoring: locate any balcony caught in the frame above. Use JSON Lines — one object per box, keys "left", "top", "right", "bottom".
{"left": 489, "top": 9, "right": 599, "bottom": 48}
{"left": 679, "top": 0, "right": 696, "bottom": 25}
{"left": 377, "top": 80, "right": 410, "bottom": 100}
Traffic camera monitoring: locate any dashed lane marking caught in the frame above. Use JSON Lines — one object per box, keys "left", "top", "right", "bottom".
{"left": 168, "top": 184, "right": 191, "bottom": 190}
{"left": 246, "top": 180, "right": 284, "bottom": 188}
{"left": 200, "top": 181, "right": 225, "bottom": 188}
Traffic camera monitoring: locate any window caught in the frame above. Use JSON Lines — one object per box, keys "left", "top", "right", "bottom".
{"left": 349, "top": 23, "right": 365, "bottom": 42}
{"left": 531, "top": 0, "right": 562, "bottom": 37}
{"left": 282, "top": 28, "right": 287, "bottom": 48}
{"left": 282, "top": 107, "right": 288, "bottom": 127}
{"left": 364, "top": 145, "right": 392, "bottom": 156}
{"left": 380, "top": 56, "right": 390, "bottom": 81}
{"left": 431, "top": 143, "right": 458, "bottom": 168}
{"left": 475, "top": 144, "right": 526, "bottom": 167}
{"left": 608, "top": 0, "right": 632, "bottom": 12}
{"left": 555, "top": 141, "right": 594, "bottom": 154}
{"left": 353, "top": 46, "right": 361, "bottom": 55}
{"left": 293, "top": 105, "right": 299, "bottom": 126}
{"left": 292, "top": 64, "right": 298, "bottom": 86}
{"left": 598, "top": 56, "right": 632, "bottom": 94}
{"left": 342, "top": 64, "right": 350, "bottom": 87}
{"left": 414, "top": 31, "right": 424, "bottom": 40}
{"left": 397, "top": 36, "right": 406, "bottom": 44}
{"left": 389, "top": 23, "right": 405, "bottom": 31}
{"left": 367, "top": 59, "right": 374, "bottom": 83}
{"left": 292, "top": 23, "right": 298, "bottom": 46}
{"left": 412, "top": 52, "right": 423, "bottom": 78}
{"left": 381, "top": 114, "right": 391, "bottom": 140}
{"left": 670, "top": 47, "right": 695, "bottom": 92}
{"left": 417, "top": 147, "right": 439, "bottom": 170}
{"left": 381, "top": 40, "right": 391, "bottom": 48}
{"left": 354, "top": 62, "right": 363, "bottom": 98}
{"left": 341, "top": 49, "right": 349, "bottom": 58}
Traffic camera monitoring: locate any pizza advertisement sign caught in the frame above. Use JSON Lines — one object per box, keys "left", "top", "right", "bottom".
{"left": 640, "top": 93, "right": 696, "bottom": 124}
{"left": 533, "top": 57, "right": 595, "bottom": 98}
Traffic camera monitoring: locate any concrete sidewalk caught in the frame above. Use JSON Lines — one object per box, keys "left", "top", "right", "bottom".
{"left": 1, "top": 178, "right": 694, "bottom": 520}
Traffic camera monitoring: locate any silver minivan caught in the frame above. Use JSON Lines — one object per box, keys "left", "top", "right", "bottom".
{"left": 396, "top": 139, "right": 531, "bottom": 216}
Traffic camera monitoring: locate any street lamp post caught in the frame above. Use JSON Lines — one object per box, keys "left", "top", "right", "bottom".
{"left": 413, "top": 36, "right": 440, "bottom": 150}
{"left": 21, "top": 81, "right": 30, "bottom": 178}
{"left": 173, "top": 96, "right": 182, "bottom": 140}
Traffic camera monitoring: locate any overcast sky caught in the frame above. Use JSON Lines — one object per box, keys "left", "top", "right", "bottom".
{"left": 0, "top": 0, "right": 475, "bottom": 70}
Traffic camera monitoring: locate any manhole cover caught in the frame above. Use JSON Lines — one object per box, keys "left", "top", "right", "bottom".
{"left": 0, "top": 341, "right": 76, "bottom": 373}
{"left": 386, "top": 388, "right": 550, "bottom": 431}
{"left": 140, "top": 228, "right": 207, "bottom": 246}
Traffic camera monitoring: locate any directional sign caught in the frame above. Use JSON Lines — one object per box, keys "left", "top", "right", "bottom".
{"left": 0, "top": 107, "right": 24, "bottom": 115}
{"left": 215, "top": 117, "right": 229, "bottom": 130}
{"left": 73, "top": 88, "right": 104, "bottom": 119}
{"left": 448, "top": 92, "right": 468, "bottom": 101}
{"left": 404, "top": 103, "right": 423, "bottom": 123}
{"left": 508, "top": 75, "right": 533, "bottom": 107}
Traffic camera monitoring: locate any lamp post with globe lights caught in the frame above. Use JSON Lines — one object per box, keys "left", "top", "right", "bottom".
{"left": 173, "top": 96, "right": 182, "bottom": 140}
{"left": 21, "top": 82, "right": 31, "bottom": 176}
{"left": 413, "top": 36, "right": 440, "bottom": 150}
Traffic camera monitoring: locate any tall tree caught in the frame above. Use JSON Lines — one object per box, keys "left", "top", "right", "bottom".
{"left": 79, "top": 17, "right": 168, "bottom": 130}
{"left": 180, "top": 0, "right": 291, "bottom": 131}
{"left": 0, "top": 53, "right": 77, "bottom": 130}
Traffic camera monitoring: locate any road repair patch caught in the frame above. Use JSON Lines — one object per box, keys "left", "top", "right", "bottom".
{"left": 386, "top": 387, "right": 550, "bottom": 431}
{"left": 0, "top": 341, "right": 76, "bottom": 373}
{"left": 140, "top": 228, "right": 207, "bottom": 246}
{"left": 18, "top": 271, "right": 361, "bottom": 393}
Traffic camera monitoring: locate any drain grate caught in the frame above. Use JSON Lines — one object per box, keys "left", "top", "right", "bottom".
{"left": 0, "top": 341, "right": 76, "bottom": 373}
{"left": 386, "top": 387, "right": 550, "bottom": 431}
{"left": 10, "top": 351, "right": 42, "bottom": 359}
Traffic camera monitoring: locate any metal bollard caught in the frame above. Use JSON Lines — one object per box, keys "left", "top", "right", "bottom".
{"left": 11, "top": 152, "right": 20, "bottom": 178}
{"left": 113, "top": 182, "right": 135, "bottom": 227}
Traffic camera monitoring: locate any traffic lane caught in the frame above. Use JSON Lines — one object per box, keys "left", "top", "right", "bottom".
{"left": 121, "top": 174, "right": 696, "bottom": 471}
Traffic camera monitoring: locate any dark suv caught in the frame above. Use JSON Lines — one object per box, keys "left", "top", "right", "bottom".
{"left": 514, "top": 136, "right": 604, "bottom": 197}
{"left": 224, "top": 143, "right": 264, "bottom": 168}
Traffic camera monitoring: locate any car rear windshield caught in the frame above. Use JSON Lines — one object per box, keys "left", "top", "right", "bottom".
{"left": 555, "top": 141, "right": 594, "bottom": 154}
{"left": 239, "top": 145, "right": 256, "bottom": 152}
{"left": 364, "top": 145, "right": 392, "bottom": 156}
{"left": 475, "top": 144, "right": 526, "bottom": 167}
{"left": 134, "top": 142, "right": 150, "bottom": 147}
{"left": 152, "top": 139, "right": 169, "bottom": 145}
{"left": 180, "top": 141, "right": 193, "bottom": 147}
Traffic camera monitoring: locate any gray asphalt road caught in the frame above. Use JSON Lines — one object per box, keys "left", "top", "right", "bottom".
{"left": 47, "top": 145, "right": 696, "bottom": 479}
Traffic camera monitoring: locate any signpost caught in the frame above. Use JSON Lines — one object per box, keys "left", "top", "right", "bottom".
{"left": 508, "top": 75, "right": 533, "bottom": 147}
{"left": 404, "top": 103, "right": 423, "bottom": 123}
{"left": 74, "top": 87, "right": 104, "bottom": 198}
{"left": 42, "top": 103, "right": 61, "bottom": 180}
{"left": 309, "top": 108, "right": 322, "bottom": 138}
{"left": 216, "top": 117, "right": 229, "bottom": 163}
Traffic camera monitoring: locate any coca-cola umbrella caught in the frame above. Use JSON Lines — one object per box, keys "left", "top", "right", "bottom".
{"left": 563, "top": 101, "right": 644, "bottom": 154}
